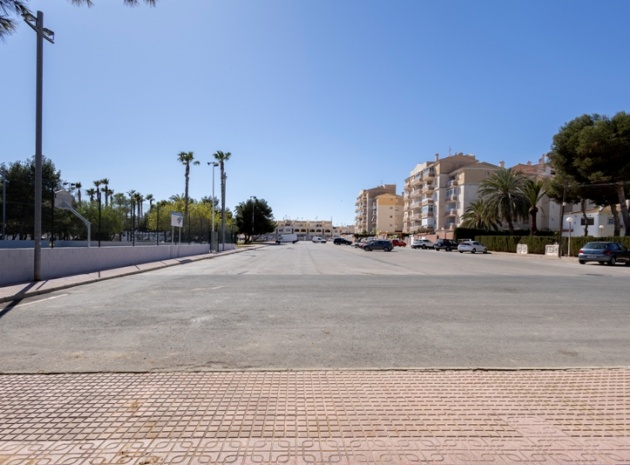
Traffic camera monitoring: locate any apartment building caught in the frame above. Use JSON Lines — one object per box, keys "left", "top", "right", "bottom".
{"left": 275, "top": 219, "right": 333, "bottom": 240}
{"left": 403, "top": 153, "right": 500, "bottom": 237}
{"left": 354, "top": 184, "right": 402, "bottom": 234}
{"left": 373, "top": 193, "right": 404, "bottom": 236}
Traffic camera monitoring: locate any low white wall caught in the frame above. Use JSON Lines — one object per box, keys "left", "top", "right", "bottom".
{"left": 0, "top": 243, "right": 228, "bottom": 286}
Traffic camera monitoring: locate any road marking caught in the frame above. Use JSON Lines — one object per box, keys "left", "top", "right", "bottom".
{"left": 15, "top": 294, "right": 68, "bottom": 307}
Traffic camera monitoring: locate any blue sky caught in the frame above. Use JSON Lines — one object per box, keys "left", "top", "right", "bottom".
{"left": 2, "top": 0, "right": 630, "bottom": 226}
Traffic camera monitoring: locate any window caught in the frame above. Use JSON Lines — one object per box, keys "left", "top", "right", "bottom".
{"left": 580, "top": 217, "right": 594, "bottom": 226}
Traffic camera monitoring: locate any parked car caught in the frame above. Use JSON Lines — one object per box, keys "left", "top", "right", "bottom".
{"left": 458, "top": 241, "right": 488, "bottom": 254}
{"left": 276, "top": 234, "right": 298, "bottom": 244}
{"left": 411, "top": 239, "right": 433, "bottom": 249}
{"left": 353, "top": 239, "right": 368, "bottom": 248}
{"left": 312, "top": 236, "right": 327, "bottom": 243}
{"left": 333, "top": 237, "right": 352, "bottom": 245}
{"left": 363, "top": 240, "right": 393, "bottom": 252}
{"left": 433, "top": 239, "right": 458, "bottom": 251}
{"left": 577, "top": 241, "right": 630, "bottom": 266}
{"left": 392, "top": 239, "right": 406, "bottom": 247}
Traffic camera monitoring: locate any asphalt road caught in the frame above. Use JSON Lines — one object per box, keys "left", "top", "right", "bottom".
{"left": 1, "top": 242, "right": 628, "bottom": 372}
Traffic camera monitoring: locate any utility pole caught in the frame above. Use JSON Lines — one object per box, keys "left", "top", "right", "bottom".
{"left": 23, "top": 11, "right": 54, "bottom": 280}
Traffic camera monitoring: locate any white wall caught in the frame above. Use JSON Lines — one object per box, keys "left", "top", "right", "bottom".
{"left": 0, "top": 243, "right": 234, "bottom": 286}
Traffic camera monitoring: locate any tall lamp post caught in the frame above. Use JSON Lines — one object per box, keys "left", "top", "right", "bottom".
{"left": 599, "top": 224, "right": 604, "bottom": 238}
{"left": 23, "top": 10, "right": 54, "bottom": 281}
{"left": 566, "top": 216, "right": 574, "bottom": 257}
{"left": 97, "top": 189, "right": 102, "bottom": 247}
{"left": 1, "top": 168, "right": 7, "bottom": 240}
{"left": 250, "top": 196, "right": 256, "bottom": 243}
{"left": 208, "top": 162, "right": 219, "bottom": 252}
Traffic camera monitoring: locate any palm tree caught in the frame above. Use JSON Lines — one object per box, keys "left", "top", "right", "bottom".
{"left": 134, "top": 192, "right": 144, "bottom": 220}
{"left": 213, "top": 150, "right": 232, "bottom": 248}
{"left": 478, "top": 168, "right": 528, "bottom": 235}
{"left": 100, "top": 178, "right": 110, "bottom": 206}
{"left": 73, "top": 182, "right": 82, "bottom": 204}
{"left": 146, "top": 194, "right": 154, "bottom": 211}
{"left": 86, "top": 188, "right": 96, "bottom": 203}
{"left": 177, "top": 151, "right": 200, "bottom": 242}
{"left": 1, "top": 0, "right": 157, "bottom": 39}
{"left": 460, "top": 199, "right": 501, "bottom": 231}
{"left": 522, "top": 179, "right": 548, "bottom": 236}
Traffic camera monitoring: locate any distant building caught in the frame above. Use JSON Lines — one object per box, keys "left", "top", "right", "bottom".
{"left": 354, "top": 185, "right": 403, "bottom": 235}
{"left": 275, "top": 219, "right": 333, "bottom": 240}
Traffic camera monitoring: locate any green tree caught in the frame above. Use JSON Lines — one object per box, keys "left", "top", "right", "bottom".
{"left": 213, "top": 150, "right": 232, "bottom": 246}
{"left": 177, "top": 151, "right": 199, "bottom": 242}
{"left": 549, "top": 112, "right": 630, "bottom": 235}
{"left": 234, "top": 197, "right": 275, "bottom": 244}
{"left": 1, "top": 0, "right": 156, "bottom": 39}
{"left": 460, "top": 199, "right": 501, "bottom": 231}
{"left": 0, "top": 157, "right": 61, "bottom": 240}
{"left": 478, "top": 168, "right": 528, "bottom": 235}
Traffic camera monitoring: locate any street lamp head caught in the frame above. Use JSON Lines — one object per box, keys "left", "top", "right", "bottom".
{"left": 566, "top": 217, "right": 573, "bottom": 223}
{"left": 208, "top": 162, "right": 219, "bottom": 167}
{"left": 22, "top": 12, "right": 36, "bottom": 22}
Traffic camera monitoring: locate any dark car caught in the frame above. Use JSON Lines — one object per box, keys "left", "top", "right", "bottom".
{"left": 433, "top": 239, "right": 458, "bottom": 251}
{"left": 363, "top": 240, "right": 393, "bottom": 252}
{"left": 333, "top": 237, "right": 352, "bottom": 245}
{"left": 577, "top": 241, "right": 630, "bottom": 266}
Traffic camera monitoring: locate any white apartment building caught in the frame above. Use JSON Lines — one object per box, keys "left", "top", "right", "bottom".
{"left": 403, "top": 153, "right": 500, "bottom": 237}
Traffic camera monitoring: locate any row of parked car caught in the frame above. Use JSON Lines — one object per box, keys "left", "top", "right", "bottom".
{"left": 333, "top": 237, "right": 487, "bottom": 253}
{"left": 411, "top": 238, "right": 488, "bottom": 253}
{"left": 333, "top": 237, "right": 630, "bottom": 264}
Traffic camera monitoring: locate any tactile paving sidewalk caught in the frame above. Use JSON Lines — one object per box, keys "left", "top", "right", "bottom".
{"left": 0, "top": 370, "right": 628, "bottom": 464}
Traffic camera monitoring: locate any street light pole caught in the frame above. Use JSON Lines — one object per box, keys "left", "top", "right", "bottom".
{"left": 250, "top": 196, "right": 257, "bottom": 243}
{"left": 566, "top": 216, "right": 574, "bottom": 257}
{"left": 23, "top": 11, "right": 54, "bottom": 281}
{"left": 1, "top": 168, "right": 7, "bottom": 240}
{"left": 208, "top": 162, "right": 218, "bottom": 252}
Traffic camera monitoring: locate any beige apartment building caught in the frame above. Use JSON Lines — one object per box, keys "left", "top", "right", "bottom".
{"left": 403, "top": 153, "right": 500, "bottom": 238}
{"left": 275, "top": 219, "right": 333, "bottom": 240}
{"left": 354, "top": 185, "right": 404, "bottom": 235}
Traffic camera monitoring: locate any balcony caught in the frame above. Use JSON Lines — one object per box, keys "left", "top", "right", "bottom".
{"left": 446, "top": 209, "right": 457, "bottom": 217}
{"left": 422, "top": 169, "right": 435, "bottom": 179}
{"left": 422, "top": 183, "right": 434, "bottom": 191}
{"left": 447, "top": 179, "right": 458, "bottom": 188}
{"left": 421, "top": 197, "right": 434, "bottom": 205}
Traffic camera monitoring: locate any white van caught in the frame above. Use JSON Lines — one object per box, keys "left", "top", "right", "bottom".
{"left": 276, "top": 233, "right": 298, "bottom": 244}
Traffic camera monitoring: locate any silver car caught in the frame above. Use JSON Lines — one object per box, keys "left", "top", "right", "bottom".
{"left": 457, "top": 241, "right": 488, "bottom": 254}
{"left": 577, "top": 241, "right": 630, "bottom": 266}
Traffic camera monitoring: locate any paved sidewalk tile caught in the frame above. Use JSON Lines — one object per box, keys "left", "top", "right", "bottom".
{"left": 0, "top": 370, "right": 629, "bottom": 464}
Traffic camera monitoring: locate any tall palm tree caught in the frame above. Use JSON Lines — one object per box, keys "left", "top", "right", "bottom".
{"left": 522, "top": 179, "right": 548, "bottom": 236}
{"left": 73, "top": 182, "right": 82, "bottom": 204}
{"left": 478, "top": 168, "right": 528, "bottom": 235}
{"left": 460, "top": 199, "right": 501, "bottom": 231}
{"left": 100, "top": 178, "right": 110, "bottom": 206}
{"left": 213, "top": 150, "right": 232, "bottom": 248}
{"left": 177, "top": 151, "right": 200, "bottom": 242}
{"left": 86, "top": 188, "right": 96, "bottom": 203}
{"left": 134, "top": 192, "right": 144, "bottom": 219}
{"left": 146, "top": 194, "right": 154, "bottom": 211}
